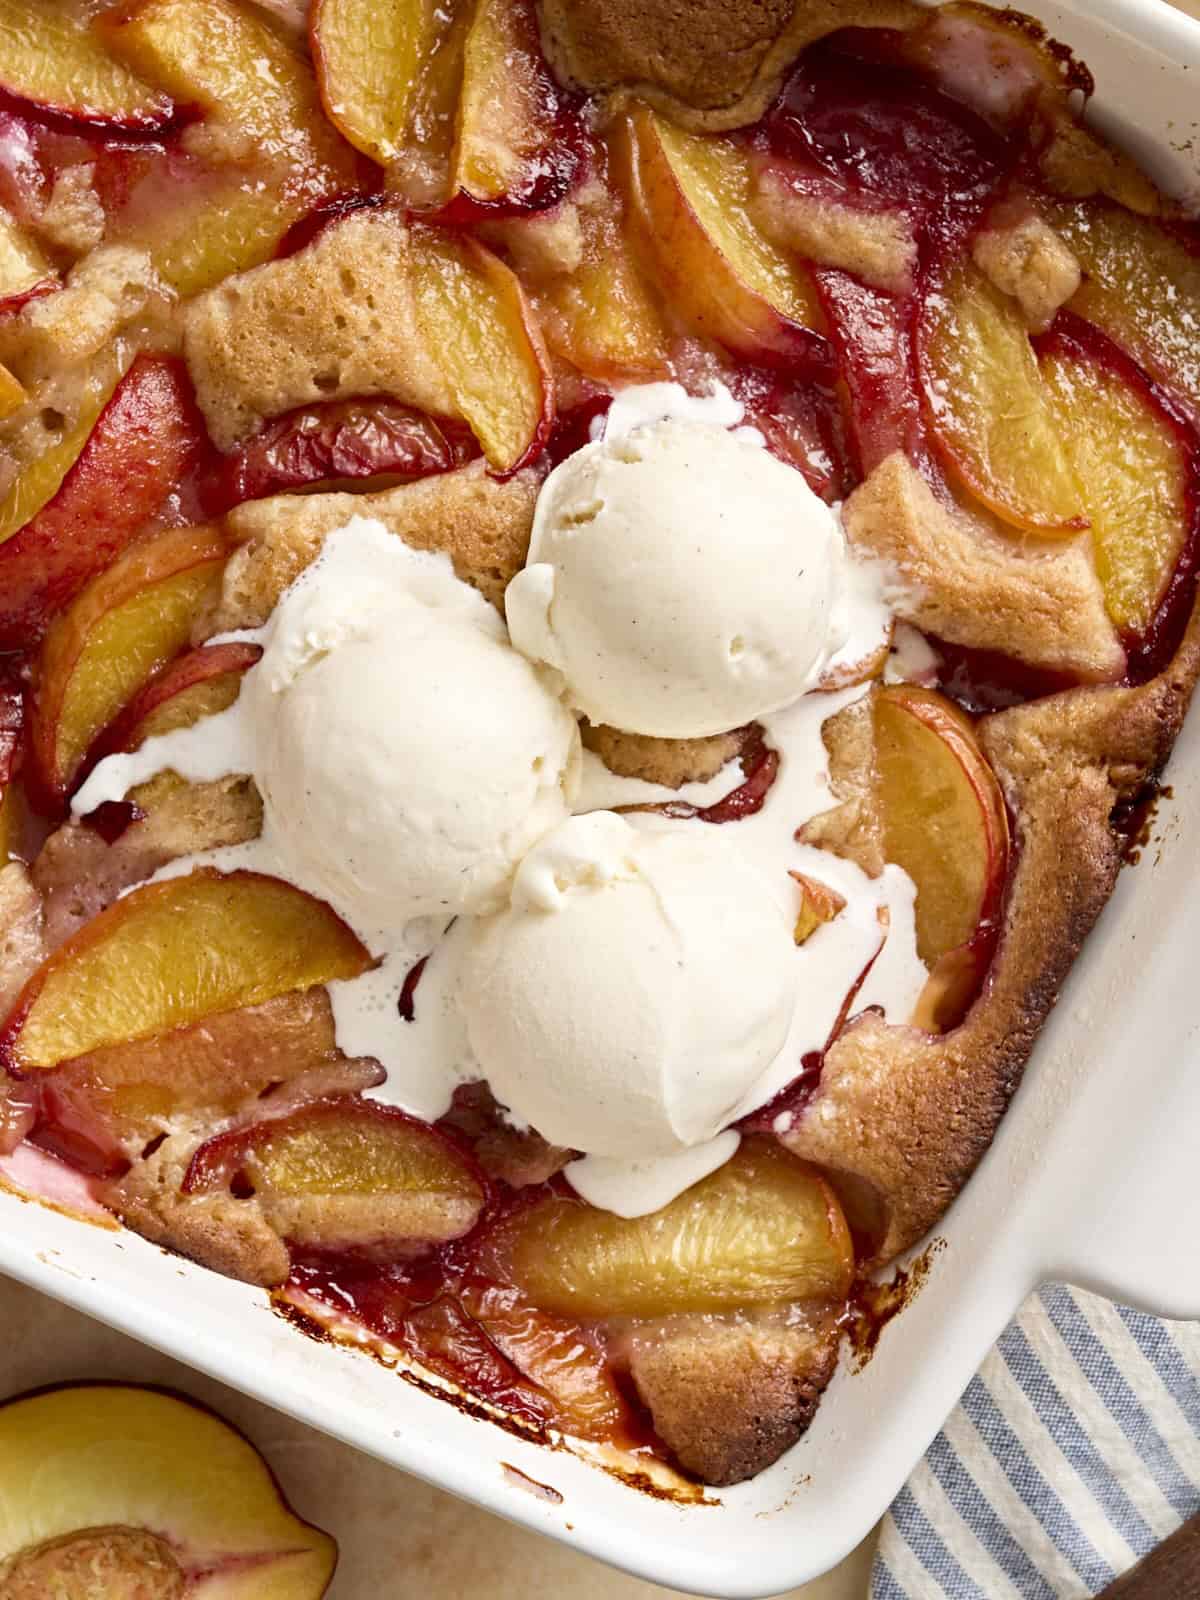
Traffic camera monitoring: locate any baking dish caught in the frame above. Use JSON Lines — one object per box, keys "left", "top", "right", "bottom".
{"left": 3, "top": 1, "right": 1200, "bottom": 1593}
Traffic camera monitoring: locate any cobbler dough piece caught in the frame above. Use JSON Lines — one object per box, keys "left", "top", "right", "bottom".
{"left": 537, "top": 0, "right": 921, "bottom": 130}
{"left": 797, "top": 693, "right": 886, "bottom": 876}
{"left": 107, "top": 1135, "right": 291, "bottom": 1287}
{"left": 0, "top": 863, "right": 45, "bottom": 1018}
{"left": 203, "top": 460, "right": 539, "bottom": 632}
{"left": 843, "top": 452, "right": 1125, "bottom": 681}
{"left": 627, "top": 1313, "right": 840, "bottom": 1484}
{"left": 972, "top": 212, "right": 1081, "bottom": 333}
{"left": 33, "top": 773, "right": 262, "bottom": 950}
{"left": 754, "top": 170, "right": 918, "bottom": 296}
{"left": 785, "top": 667, "right": 1193, "bottom": 1263}
{"left": 580, "top": 720, "right": 743, "bottom": 788}
{"left": 0, "top": 246, "right": 167, "bottom": 385}
{"left": 37, "top": 164, "right": 106, "bottom": 257}
{"left": 182, "top": 208, "right": 458, "bottom": 450}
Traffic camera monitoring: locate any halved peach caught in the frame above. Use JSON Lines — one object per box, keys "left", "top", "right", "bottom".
{"left": 31, "top": 522, "right": 232, "bottom": 805}
{"left": 409, "top": 224, "right": 553, "bottom": 470}
{"left": 616, "top": 107, "right": 825, "bottom": 366}
{"left": 100, "top": 640, "right": 261, "bottom": 754}
{"left": 1051, "top": 201, "right": 1200, "bottom": 428}
{"left": 42, "top": 989, "right": 382, "bottom": 1161}
{"left": 2, "top": 869, "right": 372, "bottom": 1074}
{"left": 1041, "top": 337, "right": 1189, "bottom": 636}
{"left": 185, "top": 1099, "right": 486, "bottom": 1260}
{"left": 0, "top": 207, "right": 54, "bottom": 313}
{"left": 0, "top": 0, "right": 174, "bottom": 132}
{"left": 310, "top": 0, "right": 463, "bottom": 178}
{"left": 0, "top": 1384, "right": 335, "bottom": 1597}
{"left": 873, "top": 684, "right": 1009, "bottom": 969}
{"left": 478, "top": 1139, "right": 853, "bottom": 1319}
{"left": 450, "top": 0, "right": 572, "bottom": 213}
{"left": 919, "top": 259, "right": 1087, "bottom": 535}
{"left": 0, "top": 355, "right": 207, "bottom": 648}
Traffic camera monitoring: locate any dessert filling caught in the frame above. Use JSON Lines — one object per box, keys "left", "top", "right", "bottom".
{"left": 74, "top": 381, "right": 927, "bottom": 1218}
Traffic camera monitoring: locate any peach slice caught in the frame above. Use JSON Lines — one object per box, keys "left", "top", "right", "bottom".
{"left": 478, "top": 1139, "right": 853, "bottom": 1319}
{"left": 101, "top": 640, "right": 261, "bottom": 754}
{"left": 458, "top": 1278, "right": 628, "bottom": 1437}
{"left": 31, "top": 523, "right": 232, "bottom": 804}
{"left": 919, "top": 259, "right": 1087, "bottom": 535}
{"left": 0, "top": 367, "right": 120, "bottom": 547}
{"left": 1051, "top": 201, "right": 1200, "bottom": 429}
{"left": 450, "top": 0, "right": 572, "bottom": 212}
{"left": 310, "top": 0, "right": 463, "bottom": 176}
{"left": 617, "top": 107, "right": 825, "bottom": 366}
{"left": 791, "top": 871, "right": 846, "bottom": 946}
{"left": 2, "top": 869, "right": 372, "bottom": 1073}
{"left": 409, "top": 224, "right": 553, "bottom": 470}
{"left": 0, "top": 207, "right": 53, "bottom": 313}
{"left": 1041, "top": 336, "right": 1190, "bottom": 636}
{"left": 0, "top": 1384, "right": 335, "bottom": 1597}
{"left": 185, "top": 1099, "right": 487, "bottom": 1260}
{"left": 873, "top": 684, "right": 1009, "bottom": 969}
{"left": 207, "top": 399, "right": 459, "bottom": 514}
{"left": 42, "top": 989, "right": 382, "bottom": 1162}
{"left": 0, "top": 355, "right": 207, "bottom": 649}
{"left": 536, "top": 191, "right": 673, "bottom": 382}
{"left": 131, "top": 178, "right": 335, "bottom": 300}
{"left": 0, "top": 1, "right": 174, "bottom": 132}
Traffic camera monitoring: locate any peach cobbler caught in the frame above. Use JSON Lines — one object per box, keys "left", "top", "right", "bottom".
{"left": 0, "top": 0, "right": 1198, "bottom": 1487}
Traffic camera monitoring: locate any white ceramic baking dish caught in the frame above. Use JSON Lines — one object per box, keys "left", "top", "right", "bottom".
{"left": 4, "top": 2, "right": 1200, "bottom": 1593}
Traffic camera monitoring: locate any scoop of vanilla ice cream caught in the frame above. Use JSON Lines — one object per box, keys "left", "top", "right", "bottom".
{"left": 458, "top": 810, "right": 797, "bottom": 1159}
{"left": 251, "top": 517, "right": 580, "bottom": 929}
{"left": 505, "top": 419, "right": 851, "bottom": 739}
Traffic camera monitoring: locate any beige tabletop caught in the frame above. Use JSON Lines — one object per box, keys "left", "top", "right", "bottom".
{"left": 6, "top": 3, "right": 1200, "bottom": 1596}
{"left": 0, "top": 1276, "right": 876, "bottom": 1598}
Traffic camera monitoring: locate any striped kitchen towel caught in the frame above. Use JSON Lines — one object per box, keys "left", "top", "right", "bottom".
{"left": 871, "top": 1285, "right": 1200, "bottom": 1598}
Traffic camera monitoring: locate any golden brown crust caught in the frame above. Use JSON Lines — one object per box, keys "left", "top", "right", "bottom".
{"left": 844, "top": 453, "right": 1125, "bottom": 680}
{"left": 580, "top": 720, "right": 742, "bottom": 788}
{"left": 783, "top": 646, "right": 1200, "bottom": 1263}
{"left": 105, "top": 1137, "right": 291, "bottom": 1287}
{"left": 536, "top": 0, "right": 921, "bottom": 131}
{"left": 626, "top": 1313, "right": 839, "bottom": 1483}
{"left": 204, "top": 460, "right": 540, "bottom": 631}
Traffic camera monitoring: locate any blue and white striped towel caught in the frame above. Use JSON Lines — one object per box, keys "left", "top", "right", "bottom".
{"left": 872, "top": 1286, "right": 1200, "bottom": 1597}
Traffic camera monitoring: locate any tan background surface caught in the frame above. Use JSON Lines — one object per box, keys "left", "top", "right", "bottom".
{"left": 4, "top": 2, "right": 1200, "bottom": 1596}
